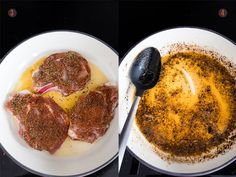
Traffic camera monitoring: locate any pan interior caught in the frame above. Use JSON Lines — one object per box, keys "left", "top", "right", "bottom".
{"left": 136, "top": 45, "right": 236, "bottom": 163}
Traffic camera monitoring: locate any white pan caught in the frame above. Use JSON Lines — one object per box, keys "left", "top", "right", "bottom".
{"left": 0, "top": 31, "right": 118, "bottom": 177}
{"left": 119, "top": 27, "right": 236, "bottom": 176}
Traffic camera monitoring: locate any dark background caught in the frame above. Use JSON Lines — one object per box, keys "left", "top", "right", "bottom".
{"left": 0, "top": 0, "right": 118, "bottom": 177}
{"left": 119, "top": 0, "right": 236, "bottom": 58}
{"left": 119, "top": 0, "right": 236, "bottom": 177}
{"left": 0, "top": 0, "right": 118, "bottom": 59}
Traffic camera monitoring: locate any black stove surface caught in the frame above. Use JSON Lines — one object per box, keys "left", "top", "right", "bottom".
{"left": 119, "top": 0, "right": 236, "bottom": 57}
{"left": 0, "top": 0, "right": 118, "bottom": 177}
{"left": 119, "top": 0, "right": 236, "bottom": 176}
{"left": 120, "top": 150, "right": 236, "bottom": 177}
{"left": 0, "top": 0, "right": 118, "bottom": 59}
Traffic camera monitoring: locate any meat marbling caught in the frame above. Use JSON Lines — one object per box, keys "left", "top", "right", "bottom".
{"left": 32, "top": 51, "right": 91, "bottom": 96}
{"left": 5, "top": 91, "right": 69, "bottom": 154}
{"left": 68, "top": 83, "right": 118, "bottom": 143}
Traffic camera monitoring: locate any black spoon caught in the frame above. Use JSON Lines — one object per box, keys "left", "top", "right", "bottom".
{"left": 119, "top": 47, "right": 161, "bottom": 170}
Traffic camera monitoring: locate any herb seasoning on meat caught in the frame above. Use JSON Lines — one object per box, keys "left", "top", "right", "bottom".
{"left": 32, "top": 51, "right": 91, "bottom": 96}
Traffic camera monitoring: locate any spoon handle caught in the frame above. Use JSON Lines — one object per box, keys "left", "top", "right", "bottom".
{"left": 119, "top": 96, "right": 141, "bottom": 171}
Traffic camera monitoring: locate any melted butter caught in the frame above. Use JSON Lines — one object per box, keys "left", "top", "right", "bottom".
{"left": 208, "top": 76, "right": 230, "bottom": 133}
{"left": 43, "top": 61, "right": 108, "bottom": 112}
{"left": 15, "top": 57, "right": 108, "bottom": 156}
{"left": 15, "top": 58, "right": 45, "bottom": 92}
{"left": 136, "top": 51, "right": 235, "bottom": 156}
{"left": 54, "top": 138, "right": 92, "bottom": 156}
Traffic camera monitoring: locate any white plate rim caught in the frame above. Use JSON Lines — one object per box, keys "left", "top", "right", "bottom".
{"left": 119, "top": 26, "right": 236, "bottom": 176}
{"left": 0, "top": 30, "right": 118, "bottom": 177}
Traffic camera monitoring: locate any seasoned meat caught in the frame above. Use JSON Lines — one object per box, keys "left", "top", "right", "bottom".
{"left": 32, "top": 51, "right": 91, "bottom": 96}
{"left": 5, "top": 91, "right": 69, "bottom": 154}
{"left": 68, "top": 83, "right": 118, "bottom": 143}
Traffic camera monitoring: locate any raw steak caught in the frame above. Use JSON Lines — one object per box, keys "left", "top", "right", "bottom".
{"left": 5, "top": 91, "right": 69, "bottom": 154}
{"left": 32, "top": 51, "right": 91, "bottom": 96}
{"left": 68, "top": 83, "right": 118, "bottom": 143}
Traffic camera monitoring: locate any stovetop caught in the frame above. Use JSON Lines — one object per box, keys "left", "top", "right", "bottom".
{"left": 0, "top": 0, "right": 118, "bottom": 177}
{"left": 119, "top": 0, "right": 236, "bottom": 57}
{"left": 119, "top": 0, "right": 236, "bottom": 176}
{"left": 0, "top": 0, "right": 118, "bottom": 59}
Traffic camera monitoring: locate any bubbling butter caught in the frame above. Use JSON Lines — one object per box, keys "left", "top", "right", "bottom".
{"left": 136, "top": 51, "right": 236, "bottom": 159}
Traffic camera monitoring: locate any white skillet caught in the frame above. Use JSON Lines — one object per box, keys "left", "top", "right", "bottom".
{"left": 119, "top": 27, "right": 236, "bottom": 176}
{"left": 0, "top": 31, "right": 118, "bottom": 177}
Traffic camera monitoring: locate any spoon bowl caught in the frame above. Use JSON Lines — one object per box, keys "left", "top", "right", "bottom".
{"left": 130, "top": 47, "right": 161, "bottom": 96}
